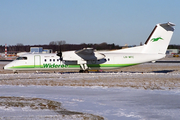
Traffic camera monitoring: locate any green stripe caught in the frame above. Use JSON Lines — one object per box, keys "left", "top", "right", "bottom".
{"left": 10, "top": 65, "right": 35, "bottom": 68}
{"left": 68, "top": 65, "right": 80, "bottom": 68}
{"left": 8, "top": 63, "right": 138, "bottom": 69}
{"left": 88, "top": 63, "right": 138, "bottom": 67}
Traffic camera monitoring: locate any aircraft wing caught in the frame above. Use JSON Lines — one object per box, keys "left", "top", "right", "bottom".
{"left": 75, "top": 48, "right": 105, "bottom": 60}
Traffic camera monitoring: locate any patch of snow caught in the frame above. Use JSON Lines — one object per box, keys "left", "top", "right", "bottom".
{"left": 0, "top": 86, "right": 180, "bottom": 119}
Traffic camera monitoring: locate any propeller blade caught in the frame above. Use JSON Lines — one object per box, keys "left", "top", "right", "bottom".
{"left": 56, "top": 45, "right": 63, "bottom": 61}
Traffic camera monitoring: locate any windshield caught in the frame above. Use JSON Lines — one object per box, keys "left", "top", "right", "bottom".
{"left": 16, "top": 57, "right": 27, "bottom": 60}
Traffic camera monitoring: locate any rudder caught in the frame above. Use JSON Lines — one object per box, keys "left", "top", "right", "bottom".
{"left": 142, "top": 22, "right": 175, "bottom": 54}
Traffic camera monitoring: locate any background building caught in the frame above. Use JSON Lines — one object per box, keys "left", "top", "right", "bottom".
{"left": 166, "top": 49, "right": 180, "bottom": 55}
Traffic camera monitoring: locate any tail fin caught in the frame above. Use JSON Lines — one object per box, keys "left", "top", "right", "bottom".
{"left": 142, "top": 22, "right": 175, "bottom": 54}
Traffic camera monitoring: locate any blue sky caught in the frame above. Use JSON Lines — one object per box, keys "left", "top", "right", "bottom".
{"left": 0, "top": 0, "right": 179, "bottom": 46}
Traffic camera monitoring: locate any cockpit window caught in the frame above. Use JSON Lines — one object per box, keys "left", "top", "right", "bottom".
{"left": 16, "top": 57, "right": 27, "bottom": 60}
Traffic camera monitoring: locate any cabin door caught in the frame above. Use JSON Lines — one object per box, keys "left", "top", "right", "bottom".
{"left": 34, "top": 55, "right": 41, "bottom": 68}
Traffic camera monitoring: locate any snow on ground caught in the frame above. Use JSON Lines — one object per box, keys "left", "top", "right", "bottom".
{"left": 0, "top": 72, "right": 180, "bottom": 90}
{"left": 0, "top": 95, "right": 103, "bottom": 120}
{"left": 1, "top": 62, "right": 180, "bottom": 119}
{"left": 1, "top": 86, "right": 180, "bottom": 120}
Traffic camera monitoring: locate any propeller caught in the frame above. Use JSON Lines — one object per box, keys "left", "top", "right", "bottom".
{"left": 56, "top": 45, "right": 63, "bottom": 61}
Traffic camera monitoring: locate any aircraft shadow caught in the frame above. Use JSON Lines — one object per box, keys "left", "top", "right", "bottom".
{"left": 151, "top": 70, "right": 176, "bottom": 73}
{"left": 34, "top": 70, "right": 176, "bottom": 74}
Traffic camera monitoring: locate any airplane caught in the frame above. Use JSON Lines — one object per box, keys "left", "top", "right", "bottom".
{"left": 3, "top": 22, "right": 175, "bottom": 73}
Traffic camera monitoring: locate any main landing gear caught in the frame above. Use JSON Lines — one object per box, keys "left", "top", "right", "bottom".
{"left": 79, "top": 63, "right": 89, "bottom": 73}
{"left": 79, "top": 70, "right": 89, "bottom": 73}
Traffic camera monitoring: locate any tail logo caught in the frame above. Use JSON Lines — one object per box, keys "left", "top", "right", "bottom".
{"left": 151, "top": 37, "right": 163, "bottom": 42}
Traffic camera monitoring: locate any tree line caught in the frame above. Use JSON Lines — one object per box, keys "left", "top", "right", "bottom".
{"left": 0, "top": 41, "right": 122, "bottom": 54}
{"left": 0, "top": 41, "right": 179, "bottom": 54}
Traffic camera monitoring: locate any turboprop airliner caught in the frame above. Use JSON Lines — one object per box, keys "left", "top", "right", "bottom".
{"left": 3, "top": 22, "right": 175, "bottom": 73}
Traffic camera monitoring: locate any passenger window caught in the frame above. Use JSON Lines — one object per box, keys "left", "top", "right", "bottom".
{"left": 44, "top": 59, "right": 46, "bottom": 62}
{"left": 50, "top": 59, "right": 51, "bottom": 62}
{"left": 57, "top": 59, "right": 59, "bottom": 61}
{"left": 53, "top": 59, "right": 55, "bottom": 62}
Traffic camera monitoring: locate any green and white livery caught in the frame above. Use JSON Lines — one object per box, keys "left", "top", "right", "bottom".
{"left": 3, "top": 22, "right": 175, "bottom": 73}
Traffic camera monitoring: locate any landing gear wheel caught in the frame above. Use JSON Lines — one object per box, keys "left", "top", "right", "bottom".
{"left": 84, "top": 70, "right": 89, "bottom": 73}
{"left": 13, "top": 71, "right": 18, "bottom": 74}
{"left": 79, "top": 70, "right": 84, "bottom": 73}
{"left": 79, "top": 70, "right": 89, "bottom": 73}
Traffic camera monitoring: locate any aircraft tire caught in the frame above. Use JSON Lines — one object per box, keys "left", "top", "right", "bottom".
{"left": 84, "top": 70, "right": 89, "bottom": 73}
{"left": 79, "top": 70, "right": 84, "bottom": 73}
{"left": 79, "top": 70, "right": 89, "bottom": 73}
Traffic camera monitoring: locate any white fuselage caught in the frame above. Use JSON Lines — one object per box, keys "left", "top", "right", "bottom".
{"left": 3, "top": 22, "right": 175, "bottom": 72}
{"left": 3, "top": 50, "right": 165, "bottom": 71}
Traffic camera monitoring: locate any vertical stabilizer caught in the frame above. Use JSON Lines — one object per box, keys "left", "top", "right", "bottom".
{"left": 142, "top": 22, "right": 175, "bottom": 54}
